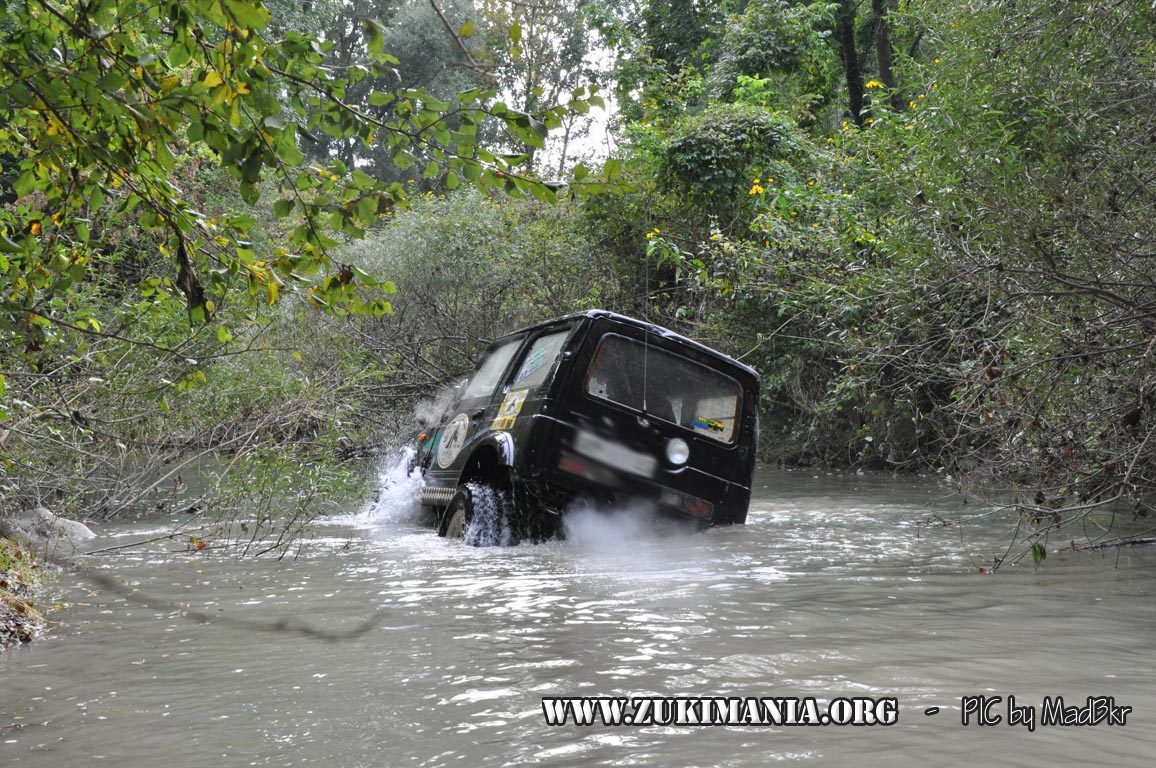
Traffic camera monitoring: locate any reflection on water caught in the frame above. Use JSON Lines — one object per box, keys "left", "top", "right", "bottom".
{"left": 3, "top": 468, "right": 1156, "bottom": 767}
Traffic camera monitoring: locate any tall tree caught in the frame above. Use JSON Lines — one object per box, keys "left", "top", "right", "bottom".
{"left": 476, "top": 0, "right": 611, "bottom": 174}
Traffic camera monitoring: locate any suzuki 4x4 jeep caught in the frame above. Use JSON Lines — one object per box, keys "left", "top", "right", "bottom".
{"left": 411, "top": 311, "right": 760, "bottom": 544}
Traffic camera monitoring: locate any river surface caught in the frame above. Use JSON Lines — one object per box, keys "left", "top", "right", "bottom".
{"left": 3, "top": 466, "right": 1156, "bottom": 767}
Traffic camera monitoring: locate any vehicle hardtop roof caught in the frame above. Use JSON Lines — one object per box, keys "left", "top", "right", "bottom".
{"left": 498, "top": 310, "right": 759, "bottom": 380}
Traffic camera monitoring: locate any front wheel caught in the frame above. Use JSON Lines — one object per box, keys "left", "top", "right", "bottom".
{"left": 439, "top": 483, "right": 518, "bottom": 546}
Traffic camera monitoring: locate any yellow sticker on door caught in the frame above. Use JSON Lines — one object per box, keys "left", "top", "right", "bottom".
{"left": 491, "top": 389, "right": 529, "bottom": 431}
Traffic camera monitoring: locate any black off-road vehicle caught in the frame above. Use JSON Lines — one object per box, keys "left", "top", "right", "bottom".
{"left": 411, "top": 311, "right": 760, "bottom": 544}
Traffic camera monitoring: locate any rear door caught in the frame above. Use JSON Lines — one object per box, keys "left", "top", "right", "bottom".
{"left": 545, "top": 319, "right": 751, "bottom": 520}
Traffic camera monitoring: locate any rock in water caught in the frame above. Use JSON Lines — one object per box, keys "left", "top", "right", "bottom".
{"left": 8, "top": 506, "right": 96, "bottom": 558}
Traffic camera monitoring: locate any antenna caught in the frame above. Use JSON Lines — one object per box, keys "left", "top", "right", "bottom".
{"left": 643, "top": 241, "right": 650, "bottom": 414}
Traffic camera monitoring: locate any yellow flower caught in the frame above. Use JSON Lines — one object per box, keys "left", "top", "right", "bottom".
{"left": 934, "top": 58, "right": 942, "bottom": 64}
{"left": 909, "top": 100, "right": 917, "bottom": 109}
{"left": 865, "top": 80, "right": 884, "bottom": 89}
{"left": 812, "top": 223, "right": 820, "bottom": 229}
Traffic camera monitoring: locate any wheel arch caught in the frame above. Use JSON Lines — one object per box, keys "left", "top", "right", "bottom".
{"left": 459, "top": 433, "right": 515, "bottom": 487}
{"left": 436, "top": 434, "right": 518, "bottom": 538}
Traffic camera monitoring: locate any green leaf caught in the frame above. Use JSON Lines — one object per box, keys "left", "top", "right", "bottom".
{"left": 530, "top": 182, "right": 556, "bottom": 205}
{"left": 1031, "top": 541, "right": 1047, "bottom": 565}
{"left": 13, "top": 171, "right": 37, "bottom": 199}
{"left": 363, "top": 19, "right": 385, "bottom": 56}
{"left": 168, "top": 42, "right": 192, "bottom": 68}
{"left": 459, "top": 21, "right": 475, "bottom": 38}
{"left": 356, "top": 195, "right": 377, "bottom": 222}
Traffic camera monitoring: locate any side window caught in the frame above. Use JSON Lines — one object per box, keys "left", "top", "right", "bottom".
{"left": 511, "top": 329, "right": 570, "bottom": 390}
{"left": 462, "top": 338, "right": 522, "bottom": 400}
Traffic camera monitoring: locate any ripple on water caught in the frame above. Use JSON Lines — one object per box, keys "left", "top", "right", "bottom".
{"left": 4, "top": 469, "right": 1156, "bottom": 768}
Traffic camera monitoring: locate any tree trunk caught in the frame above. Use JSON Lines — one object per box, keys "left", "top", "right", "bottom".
{"left": 836, "top": 0, "right": 865, "bottom": 125}
{"left": 872, "top": 0, "right": 903, "bottom": 110}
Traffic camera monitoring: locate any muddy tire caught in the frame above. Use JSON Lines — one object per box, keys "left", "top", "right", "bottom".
{"left": 440, "top": 483, "right": 518, "bottom": 546}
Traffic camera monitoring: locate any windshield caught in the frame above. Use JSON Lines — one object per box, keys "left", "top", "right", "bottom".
{"left": 584, "top": 334, "right": 742, "bottom": 443}
{"left": 462, "top": 338, "right": 522, "bottom": 400}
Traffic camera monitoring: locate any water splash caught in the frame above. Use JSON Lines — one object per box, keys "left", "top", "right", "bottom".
{"left": 561, "top": 497, "right": 662, "bottom": 552}
{"left": 364, "top": 447, "right": 425, "bottom": 523}
{"left": 414, "top": 382, "right": 463, "bottom": 429}
{"left": 463, "top": 483, "right": 516, "bottom": 547}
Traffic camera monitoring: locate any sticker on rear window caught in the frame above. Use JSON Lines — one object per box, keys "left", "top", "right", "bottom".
{"left": 694, "top": 416, "right": 726, "bottom": 434}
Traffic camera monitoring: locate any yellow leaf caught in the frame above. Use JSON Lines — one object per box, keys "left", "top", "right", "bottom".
{"left": 203, "top": 71, "right": 223, "bottom": 88}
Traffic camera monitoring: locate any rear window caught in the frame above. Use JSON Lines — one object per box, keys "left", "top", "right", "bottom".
{"left": 584, "top": 334, "right": 742, "bottom": 443}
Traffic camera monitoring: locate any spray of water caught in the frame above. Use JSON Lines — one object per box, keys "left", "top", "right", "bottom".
{"left": 462, "top": 483, "right": 516, "bottom": 547}
{"left": 364, "top": 382, "right": 464, "bottom": 525}
{"left": 561, "top": 497, "right": 665, "bottom": 552}
{"left": 364, "top": 446, "right": 426, "bottom": 524}
{"left": 413, "top": 382, "right": 463, "bottom": 429}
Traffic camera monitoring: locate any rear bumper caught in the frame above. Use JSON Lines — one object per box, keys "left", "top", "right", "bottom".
{"left": 525, "top": 415, "right": 751, "bottom": 526}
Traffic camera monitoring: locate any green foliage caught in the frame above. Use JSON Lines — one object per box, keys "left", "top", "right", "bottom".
{"left": 710, "top": 0, "right": 840, "bottom": 122}
{"left": 661, "top": 104, "right": 798, "bottom": 205}
{"left": 339, "top": 187, "right": 628, "bottom": 395}
{"left": 0, "top": 0, "right": 612, "bottom": 360}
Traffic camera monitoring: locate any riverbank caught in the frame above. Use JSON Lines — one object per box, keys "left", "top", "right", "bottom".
{"left": 0, "top": 537, "right": 43, "bottom": 649}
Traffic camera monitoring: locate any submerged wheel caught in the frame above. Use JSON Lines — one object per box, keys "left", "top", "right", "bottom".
{"left": 440, "top": 482, "right": 518, "bottom": 546}
{"left": 442, "top": 489, "right": 469, "bottom": 539}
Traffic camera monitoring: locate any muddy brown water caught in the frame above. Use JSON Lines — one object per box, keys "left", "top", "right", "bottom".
{"left": 3, "top": 466, "right": 1155, "bottom": 766}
